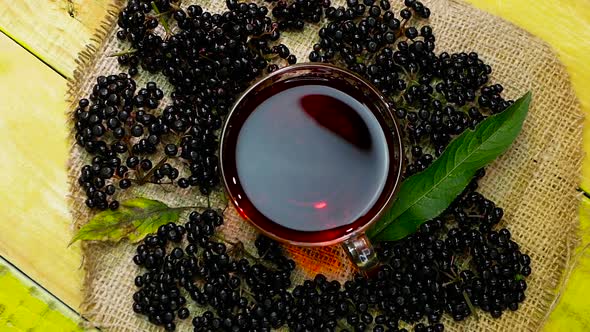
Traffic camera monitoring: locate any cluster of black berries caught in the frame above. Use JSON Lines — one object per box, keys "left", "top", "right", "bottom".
{"left": 132, "top": 209, "right": 222, "bottom": 331}
{"left": 74, "top": 73, "right": 221, "bottom": 210}
{"left": 270, "top": 0, "right": 331, "bottom": 29}
{"left": 116, "top": 0, "right": 298, "bottom": 109}
{"left": 132, "top": 177, "right": 531, "bottom": 331}
{"left": 79, "top": 0, "right": 321, "bottom": 209}
{"left": 309, "top": 0, "right": 432, "bottom": 64}
{"left": 307, "top": 0, "right": 511, "bottom": 177}
{"left": 133, "top": 209, "right": 303, "bottom": 331}
{"left": 375, "top": 173, "right": 531, "bottom": 327}
{"left": 74, "top": 74, "right": 162, "bottom": 210}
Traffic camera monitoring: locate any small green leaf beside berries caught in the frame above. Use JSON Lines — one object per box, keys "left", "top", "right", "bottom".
{"left": 71, "top": 198, "right": 186, "bottom": 244}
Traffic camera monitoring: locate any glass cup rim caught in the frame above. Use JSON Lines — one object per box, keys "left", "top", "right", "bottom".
{"left": 219, "top": 62, "right": 405, "bottom": 247}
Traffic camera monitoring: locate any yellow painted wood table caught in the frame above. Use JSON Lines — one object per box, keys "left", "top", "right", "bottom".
{"left": 0, "top": 0, "right": 589, "bottom": 330}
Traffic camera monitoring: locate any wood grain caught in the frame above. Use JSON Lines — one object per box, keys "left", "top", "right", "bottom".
{"left": 0, "top": 257, "right": 86, "bottom": 331}
{"left": 0, "top": 0, "right": 111, "bottom": 78}
{"left": 0, "top": 0, "right": 588, "bottom": 330}
{"left": 0, "top": 33, "right": 83, "bottom": 309}
{"left": 544, "top": 198, "right": 590, "bottom": 331}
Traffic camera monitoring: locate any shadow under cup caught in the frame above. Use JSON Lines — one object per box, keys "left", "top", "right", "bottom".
{"left": 220, "top": 63, "right": 404, "bottom": 270}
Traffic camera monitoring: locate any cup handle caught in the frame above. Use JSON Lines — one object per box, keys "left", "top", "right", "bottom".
{"left": 342, "top": 233, "right": 379, "bottom": 272}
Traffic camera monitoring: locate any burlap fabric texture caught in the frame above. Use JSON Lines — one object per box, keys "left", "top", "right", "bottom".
{"left": 66, "top": 0, "right": 584, "bottom": 331}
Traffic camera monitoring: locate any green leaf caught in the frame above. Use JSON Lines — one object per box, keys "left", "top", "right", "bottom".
{"left": 368, "top": 92, "right": 532, "bottom": 241}
{"left": 70, "top": 198, "right": 183, "bottom": 244}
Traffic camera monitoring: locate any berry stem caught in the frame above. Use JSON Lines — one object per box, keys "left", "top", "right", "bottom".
{"left": 198, "top": 53, "right": 215, "bottom": 63}
{"left": 150, "top": 1, "right": 171, "bottom": 35}
{"left": 462, "top": 290, "right": 479, "bottom": 320}
{"left": 169, "top": 2, "right": 181, "bottom": 11}
{"left": 218, "top": 236, "right": 278, "bottom": 271}
{"left": 220, "top": 193, "right": 229, "bottom": 207}
{"left": 442, "top": 278, "right": 460, "bottom": 287}
{"left": 336, "top": 319, "right": 349, "bottom": 331}
{"left": 137, "top": 157, "right": 168, "bottom": 185}
{"left": 239, "top": 284, "right": 256, "bottom": 298}
{"left": 212, "top": 233, "right": 239, "bottom": 247}
{"left": 149, "top": 11, "right": 172, "bottom": 19}
{"left": 108, "top": 49, "right": 138, "bottom": 57}
{"left": 129, "top": 178, "right": 174, "bottom": 185}
{"left": 458, "top": 256, "right": 472, "bottom": 271}
{"left": 441, "top": 270, "right": 457, "bottom": 282}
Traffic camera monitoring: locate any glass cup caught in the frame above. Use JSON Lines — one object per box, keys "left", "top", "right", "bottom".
{"left": 219, "top": 63, "right": 404, "bottom": 271}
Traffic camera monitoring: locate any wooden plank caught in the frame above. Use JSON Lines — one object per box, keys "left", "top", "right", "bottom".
{"left": 0, "top": 33, "right": 83, "bottom": 309}
{"left": 0, "top": 0, "right": 111, "bottom": 78}
{"left": 0, "top": 257, "right": 89, "bottom": 331}
{"left": 544, "top": 197, "right": 590, "bottom": 331}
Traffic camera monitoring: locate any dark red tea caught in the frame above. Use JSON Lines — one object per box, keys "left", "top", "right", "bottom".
{"left": 221, "top": 68, "right": 401, "bottom": 245}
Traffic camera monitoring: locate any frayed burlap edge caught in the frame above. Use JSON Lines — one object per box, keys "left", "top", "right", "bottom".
{"left": 64, "top": 0, "right": 128, "bottom": 326}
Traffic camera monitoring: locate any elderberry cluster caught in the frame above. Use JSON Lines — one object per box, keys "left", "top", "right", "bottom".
{"left": 270, "top": 0, "right": 331, "bottom": 29}
{"left": 74, "top": 74, "right": 161, "bottom": 210}
{"left": 116, "top": 0, "right": 298, "bottom": 109}
{"left": 74, "top": 73, "right": 221, "bottom": 210}
{"left": 132, "top": 209, "right": 302, "bottom": 331}
{"left": 308, "top": 0, "right": 512, "bottom": 177}
{"left": 376, "top": 173, "right": 531, "bottom": 326}
{"left": 78, "top": 0, "right": 322, "bottom": 210}
{"left": 132, "top": 177, "right": 531, "bottom": 331}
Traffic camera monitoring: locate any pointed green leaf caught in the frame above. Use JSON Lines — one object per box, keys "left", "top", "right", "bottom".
{"left": 368, "top": 92, "right": 531, "bottom": 241}
{"left": 71, "top": 198, "right": 182, "bottom": 244}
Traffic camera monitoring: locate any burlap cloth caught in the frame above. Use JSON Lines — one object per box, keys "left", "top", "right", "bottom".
{"left": 66, "top": 0, "right": 584, "bottom": 331}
